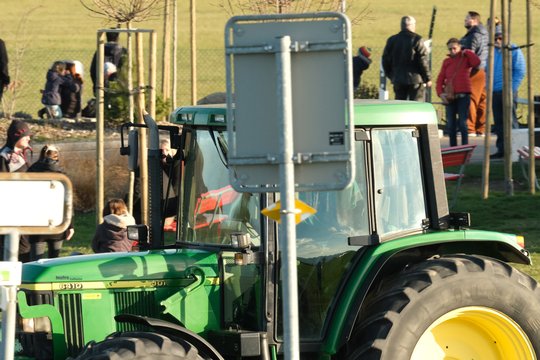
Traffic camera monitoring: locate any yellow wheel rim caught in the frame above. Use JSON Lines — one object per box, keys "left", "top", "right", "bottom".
{"left": 411, "top": 306, "right": 536, "bottom": 360}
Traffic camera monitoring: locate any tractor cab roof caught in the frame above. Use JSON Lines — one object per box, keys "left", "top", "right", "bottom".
{"left": 170, "top": 99, "right": 438, "bottom": 127}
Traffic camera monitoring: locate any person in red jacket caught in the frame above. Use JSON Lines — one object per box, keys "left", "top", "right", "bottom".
{"left": 436, "top": 38, "right": 481, "bottom": 146}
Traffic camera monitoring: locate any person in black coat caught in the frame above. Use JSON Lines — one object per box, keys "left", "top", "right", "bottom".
{"left": 60, "top": 61, "right": 84, "bottom": 119}
{"left": 0, "top": 38, "right": 10, "bottom": 102}
{"left": 382, "top": 16, "right": 432, "bottom": 101}
{"left": 27, "top": 145, "right": 75, "bottom": 260}
{"left": 90, "top": 31, "right": 127, "bottom": 93}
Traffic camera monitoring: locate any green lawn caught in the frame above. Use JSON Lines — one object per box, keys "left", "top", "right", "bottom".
{"left": 449, "top": 162, "right": 540, "bottom": 280}
{"left": 1, "top": 1, "right": 539, "bottom": 116}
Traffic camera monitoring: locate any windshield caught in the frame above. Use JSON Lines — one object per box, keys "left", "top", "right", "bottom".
{"left": 179, "top": 129, "right": 261, "bottom": 247}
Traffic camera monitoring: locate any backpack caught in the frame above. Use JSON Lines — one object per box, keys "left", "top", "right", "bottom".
{"left": 81, "top": 98, "right": 96, "bottom": 118}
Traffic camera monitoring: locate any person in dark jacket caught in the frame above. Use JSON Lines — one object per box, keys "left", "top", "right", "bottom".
{"left": 92, "top": 198, "right": 136, "bottom": 253}
{"left": 460, "top": 11, "right": 489, "bottom": 136}
{"left": 27, "top": 145, "right": 75, "bottom": 260}
{"left": 382, "top": 15, "right": 432, "bottom": 101}
{"left": 352, "top": 46, "right": 372, "bottom": 92}
{"left": 0, "top": 120, "right": 33, "bottom": 262}
{"left": 60, "top": 61, "right": 84, "bottom": 119}
{"left": 90, "top": 31, "right": 127, "bottom": 93}
{"left": 0, "top": 38, "right": 10, "bottom": 102}
{"left": 41, "top": 61, "right": 78, "bottom": 119}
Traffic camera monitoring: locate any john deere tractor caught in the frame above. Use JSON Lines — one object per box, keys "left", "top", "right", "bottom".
{"left": 11, "top": 100, "right": 540, "bottom": 360}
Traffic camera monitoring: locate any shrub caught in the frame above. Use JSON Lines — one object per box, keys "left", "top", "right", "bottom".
{"left": 355, "top": 82, "right": 378, "bottom": 99}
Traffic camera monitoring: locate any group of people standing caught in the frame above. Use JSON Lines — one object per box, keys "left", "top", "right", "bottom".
{"left": 437, "top": 12, "right": 525, "bottom": 157}
{"left": 0, "top": 120, "right": 74, "bottom": 262}
{"left": 39, "top": 60, "right": 84, "bottom": 120}
{"left": 0, "top": 119, "right": 137, "bottom": 262}
{"left": 378, "top": 11, "right": 525, "bottom": 159}
{"left": 37, "top": 31, "right": 126, "bottom": 120}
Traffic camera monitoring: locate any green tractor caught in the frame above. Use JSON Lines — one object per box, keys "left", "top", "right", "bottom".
{"left": 12, "top": 100, "right": 540, "bottom": 360}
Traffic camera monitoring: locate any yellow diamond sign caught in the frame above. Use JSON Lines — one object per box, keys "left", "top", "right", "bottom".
{"left": 261, "top": 199, "right": 317, "bottom": 224}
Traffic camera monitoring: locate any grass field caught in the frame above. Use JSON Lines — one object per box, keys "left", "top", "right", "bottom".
{"left": 1, "top": 0, "right": 539, "bottom": 115}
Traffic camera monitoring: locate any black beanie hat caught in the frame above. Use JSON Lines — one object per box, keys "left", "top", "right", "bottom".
{"left": 6, "top": 120, "right": 31, "bottom": 148}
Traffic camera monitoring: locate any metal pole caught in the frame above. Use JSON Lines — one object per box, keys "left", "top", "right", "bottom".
{"left": 172, "top": 0, "right": 178, "bottom": 109}
{"left": 96, "top": 31, "right": 105, "bottom": 224}
{"left": 161, "top": 0, "right": 171, "bottom": 102}
{"left": 276, "top": 35, "right": 299, "bottom": 360}
{"left": 501, "top": 0, "right": 514, "bottom": 195}
{"left": 379, "top": 61, "right": 388, "bottom": 100}
{"left": 190, "top": 0, "right": 197, "bottom": 105}
{"left": 482, "top": 0, "right": 497, "bottom": 199}
{"left": 1, "top": 231, "right": 19, "bottom": 360}
{"left": 127, "top": 25, "right": 135, "bottom": 214}
{"left": 149, "top": 31, "right": 157, "bottom": 119}
{"left": 526, "top": 0, "right": 535, "bottom": 193}
{"left": 136, "top": 32, "right": 149, "bottom": 224}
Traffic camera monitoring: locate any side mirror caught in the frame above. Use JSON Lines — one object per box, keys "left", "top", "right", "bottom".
{"left": 127, "top": 225, "right": 149, "bottom": 250}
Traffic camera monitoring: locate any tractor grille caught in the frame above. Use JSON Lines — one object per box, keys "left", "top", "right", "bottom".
{"left": 114, "top": 290, "right": 158, "bottom": 332}
{"left": 58, "top": 293, "right": 84, "bottom": 356}
{"left": 21, "top": 289, "right": 159, "bottom": 358}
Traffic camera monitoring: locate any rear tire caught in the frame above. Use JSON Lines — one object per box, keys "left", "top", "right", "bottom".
{"left": 346, "top": 255, "right": 540, "bottom": 360}
{"left": 72, "top": 331, "right": 204, "bottom": 360}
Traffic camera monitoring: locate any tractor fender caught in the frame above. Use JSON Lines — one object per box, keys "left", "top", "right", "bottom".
{"left": 114, "top": 314, "right": 225, "bottom": 360}
{"left": 323, "top": 231, "right": 531, "bottom": 357}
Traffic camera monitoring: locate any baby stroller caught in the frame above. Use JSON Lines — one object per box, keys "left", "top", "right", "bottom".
{"left": 38, "top": 60, "right": 84, "bottom": 120}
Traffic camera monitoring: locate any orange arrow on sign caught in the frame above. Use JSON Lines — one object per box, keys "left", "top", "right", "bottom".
{"left": 261, "top": 199, "right": 316, "bottom": 225}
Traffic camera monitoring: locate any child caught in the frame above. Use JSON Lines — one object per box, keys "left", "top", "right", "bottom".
{"left": 92, "top": 198, "right": 136, "bottom": 253}
{"left": 40, "top": 61, "right": 78, "bottom": 119}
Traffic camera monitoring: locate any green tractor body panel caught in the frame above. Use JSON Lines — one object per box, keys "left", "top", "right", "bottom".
{"left": 17, "top": 250, "right": 222, "bottom": 359}
{"left": 10, "top": 100, "right": 535, "bottom": 359}
{"left": 352, "top": 100, "right": 438, "bottom": 125}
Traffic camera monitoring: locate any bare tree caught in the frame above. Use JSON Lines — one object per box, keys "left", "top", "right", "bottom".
{"left": 79, "top": 0, "right": 163, "bottom": 24}
{"left": 214, "top": 0, "right": 371, "bottom": 23}
{"left": 1, "top": 6, "right": 40, "bottom": 120}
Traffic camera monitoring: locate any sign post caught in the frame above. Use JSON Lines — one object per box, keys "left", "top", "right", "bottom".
{"left": 225, "top": 13, "right": 354, "bottom": 358}
{"left": 0, "top": 173, "right": 73, "bottom": 360}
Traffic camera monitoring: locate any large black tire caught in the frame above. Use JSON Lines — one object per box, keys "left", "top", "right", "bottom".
{"left": 346, "top": 255, "right": 540, "bottom": 360}
{"left": 72, "top": 331, "right": 204, "bottom": 360}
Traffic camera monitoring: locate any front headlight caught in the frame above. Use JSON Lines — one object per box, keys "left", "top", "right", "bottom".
{"left": 21, "top": 317, "right": 51, "bottom": 333}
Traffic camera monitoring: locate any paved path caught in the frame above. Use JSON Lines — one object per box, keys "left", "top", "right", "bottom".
{"left": 439, "top": 133, "right": 498, "bottom": 164}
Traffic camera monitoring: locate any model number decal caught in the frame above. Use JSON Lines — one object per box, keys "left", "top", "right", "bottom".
{"left": 59, "top": 283, "right": 83, "bottom": 290}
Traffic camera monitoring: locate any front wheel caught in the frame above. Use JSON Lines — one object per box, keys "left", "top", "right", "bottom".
{"left": 346, "top": 255, "right": 540, "bottom": 360}
{"left": 72, "top": 331, "right": 205, "bottom": 360}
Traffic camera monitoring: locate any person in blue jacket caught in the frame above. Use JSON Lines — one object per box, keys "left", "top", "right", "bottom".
{"left": 490, "top": 25, "right": 526, "bottom": 159}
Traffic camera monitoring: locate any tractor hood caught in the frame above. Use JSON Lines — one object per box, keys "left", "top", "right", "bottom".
{"left": 21, "top": 249, "right": 220, "bottom": 285}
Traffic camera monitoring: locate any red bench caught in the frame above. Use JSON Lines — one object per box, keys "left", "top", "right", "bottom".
{"left": 517, "top": 145, "right": 540, "bottom": 190}
{"left": 441, "top": 144, "right": 477, "bottom": 209}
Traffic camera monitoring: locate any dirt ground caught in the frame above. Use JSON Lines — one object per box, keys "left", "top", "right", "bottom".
{"left": 0, "top": 118, "right": 118, "bottom": 144}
